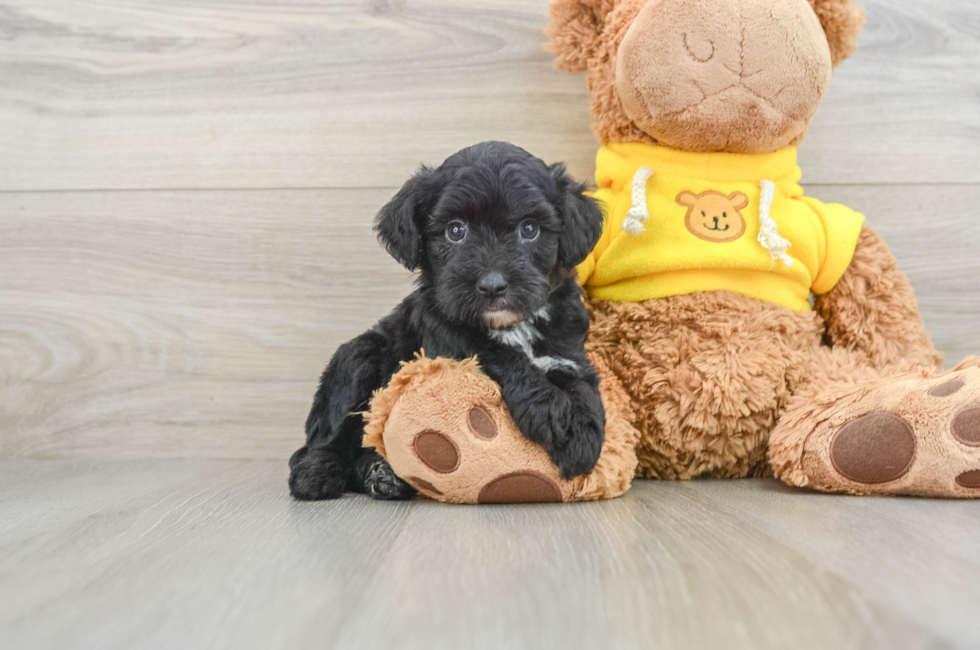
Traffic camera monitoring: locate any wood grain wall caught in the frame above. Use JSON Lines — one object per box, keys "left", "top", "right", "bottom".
{"left": 1, "top": 0, "right": 978, "bottom": 459}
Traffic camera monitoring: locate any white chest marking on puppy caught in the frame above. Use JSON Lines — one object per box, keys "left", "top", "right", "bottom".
{"left": 489, "top": 307, "right": 578, "bottom": 373}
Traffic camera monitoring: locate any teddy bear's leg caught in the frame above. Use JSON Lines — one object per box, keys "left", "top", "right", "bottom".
{"left": 362, "top": 356, "right": 639, "bottom": 504}
{"left": 770, "top": 350, "right": 980, "bottom": 497}
{"left": 585, "top": 292, "right": 822, "bottom": 480}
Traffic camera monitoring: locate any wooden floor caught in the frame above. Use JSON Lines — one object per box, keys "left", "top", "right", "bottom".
{"left": 2, "top": 0, "right": 979, "bottom": 460}
{"left": 2, "top": 0, "right": 979, "bottom": 648}
{"left": 1, "top": 460, "right": 978, "bottom": 650}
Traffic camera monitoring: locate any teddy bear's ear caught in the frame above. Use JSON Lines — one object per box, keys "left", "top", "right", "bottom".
{"left": 676, "top": 192, "right": 698, "bottom": 208}
{"left": 808, "top": 0, "right": 866, "bottom": 66}
{"left": 729, "top": 193, "right": 749, "bottom": 210}
{"left": 545, "top": 0, "right": 619, "bottom": 73}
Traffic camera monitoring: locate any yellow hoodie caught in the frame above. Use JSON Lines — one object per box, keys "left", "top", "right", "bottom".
{"left": 577, "top": 143, "right": 865, "bottom": 312}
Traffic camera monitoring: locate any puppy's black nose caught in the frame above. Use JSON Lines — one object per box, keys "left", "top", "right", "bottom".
{"left": 477, "top": 273, "right": 508, "bottom": 298}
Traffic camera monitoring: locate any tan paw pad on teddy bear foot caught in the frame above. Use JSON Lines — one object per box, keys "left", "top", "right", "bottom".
{"left": 406, "top": 419, "right": 564, "bottom": 504}
{"left": 801, "top": 361, "right": 980, "bottom": 497}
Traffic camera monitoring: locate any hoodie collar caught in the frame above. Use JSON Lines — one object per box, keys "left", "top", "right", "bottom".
{"left": 595, "top": 142, "right": 801, "bottom": 191}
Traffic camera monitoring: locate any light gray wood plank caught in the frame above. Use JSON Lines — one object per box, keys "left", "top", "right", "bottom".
{"left": 798, "top": 0, "right": 980, "bottom": 184}
{"left": 0, "top": 460, "right": 414, "bottom": 650}
{"left": 0, "top": 0, "right": 598, "bottom": 191}
{"left": 3, "top": 461, "right": 978, "bottom": 650}
{"left": 810, "top": 183, "right": 980, "bottom": 367}
{"left": 692, "top": 480, "right": 980, "bottom": 645}
{"left": 2, "top": 185, "right": 978, "bottom": 460}
{"left": 0, "top": 188, "right": 414, "bottom": 459}
{"left": 0, "top": 0, "right": 976, "bottom": 192}
{"left": 0, "top": 458, "right": 222, "bottom": 546}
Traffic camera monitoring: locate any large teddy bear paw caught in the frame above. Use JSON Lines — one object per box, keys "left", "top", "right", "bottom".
{"left": 362, "top": 354, "right": 639, "bottom": 504}
{"left": 773, "top": 358, "right": 980, "bottom": 497}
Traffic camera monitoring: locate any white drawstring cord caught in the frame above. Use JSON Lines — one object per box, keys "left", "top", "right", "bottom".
{"left": 757, "top": 179, "right": 793, "bottom": 267}
{"left": 621, "top": 166, "right": 654, "bottom": 236}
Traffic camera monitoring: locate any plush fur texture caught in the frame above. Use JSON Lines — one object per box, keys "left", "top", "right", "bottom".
{"left": 543, "top": 0, "right": 980, "bottom": 497}
{"left": 587, "top": 289, "right": 827, "bottom": 480}
{"left": 584, "top": 225, "right": 953, "bottom": 482}
{"left": 814, "top": 226, "right": 941, "bottom": 370}
{"left": 362, "top": 353, "right": 640, "bottom": 503}
{"left": 616, "top": 0, "right": 832, "bottom": 153}
{"left": 770, "top": 356, "right": 980, "bottom": 497}
{"left": 584, "top": 220, "right": 980, "bottom": 497}
{"left": 806, "top": 0, "right": 866, "bottom": 66}
{"left": 546, "top": 0, "right": 864, "bottom": 152}
{"left": 289, "top": 142, "right": 607, "bottom": 501}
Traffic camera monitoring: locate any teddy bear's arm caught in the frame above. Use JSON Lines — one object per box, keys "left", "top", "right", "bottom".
{"left": 813, "top": 225, "right": 942, "bottom": 370}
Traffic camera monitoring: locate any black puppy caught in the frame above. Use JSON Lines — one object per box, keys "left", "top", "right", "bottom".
{"left": 289, "top": 141, "right": 606, "bottom": 500}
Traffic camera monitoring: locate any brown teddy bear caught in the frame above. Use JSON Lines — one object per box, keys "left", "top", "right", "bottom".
{"left": 364, "top": 0, "right": 980, "bottom": 501}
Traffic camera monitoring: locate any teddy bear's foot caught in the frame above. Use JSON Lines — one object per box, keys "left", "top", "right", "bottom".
{"left": 399, "top": 404, "right": 571, "bottom": 504}
{"left": 775, "top": 358, "right": 980, "bottom": 497}
{"left": 363, "top": 356, "right": 575, "bottom": 503}
{"left": 362, "top": 355, "right": 639, "bottom": 504}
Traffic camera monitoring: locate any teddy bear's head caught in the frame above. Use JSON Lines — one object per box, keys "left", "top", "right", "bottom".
{"left": 547, "top": 0, "right": 865, "bottom": 154}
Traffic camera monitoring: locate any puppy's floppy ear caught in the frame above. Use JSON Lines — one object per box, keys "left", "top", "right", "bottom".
{"left": 374, "top": 165, "right": 438, "bottom": 271}
{"left": 545, "top": 0, "right": 618, "bottom": 73}
{"left": 807, "top": 0, "right": 865, "bottom": 66}
{"left": 550, "top": 163, "right": 604, "bottom": 268}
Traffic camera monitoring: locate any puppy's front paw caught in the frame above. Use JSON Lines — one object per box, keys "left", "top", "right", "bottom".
{"left": 552, "top": 408, "right": 605, "bottom": 480}
{"left": 288, "top": 447, "right": 347, "bottom": 500}
{"left": 362, "top": 456, "right": 417, "bottom": 501}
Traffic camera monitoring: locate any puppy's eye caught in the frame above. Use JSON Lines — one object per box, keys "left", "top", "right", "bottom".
{"left": 445, "top": 220, "right": 468, "bottom": 243}
{"left": 518, "top": 219, "right": 539, "bottom": 242}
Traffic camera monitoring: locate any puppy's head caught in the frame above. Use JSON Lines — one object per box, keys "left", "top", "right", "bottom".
{"left": 375, "top": 141, "right": 603, "bottom": 329}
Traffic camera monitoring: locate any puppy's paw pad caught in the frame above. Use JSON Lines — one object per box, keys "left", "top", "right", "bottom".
{"left": 413, "top": 430, "right": 460, "bottom": 473}
{"left": 951, "top": 406, "right": 980, "bottom": 447}
{"left": 830, "top": 412, "right": 916, "bottom": 484}
{"left": 477, "top": 471, "right": 562, "bottom": 504}
{"left": 467, "top": 405, "right": 498, "bottom": 440}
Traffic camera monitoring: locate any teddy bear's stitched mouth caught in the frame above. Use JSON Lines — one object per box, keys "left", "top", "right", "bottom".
{"left": 642, "top": 83, "right": 800, "bottom": 125}
{"left": 629, "top": 82, "right": 806, "bottom": 153}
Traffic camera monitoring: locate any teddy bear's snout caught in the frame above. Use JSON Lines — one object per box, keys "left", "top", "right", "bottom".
{"left": 615, "top": 0, "right": 834, "bottom": 154}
